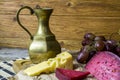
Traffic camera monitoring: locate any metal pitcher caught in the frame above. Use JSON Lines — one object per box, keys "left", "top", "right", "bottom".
{"left": 16, "top": 5, "right": 61, "bottom": 64}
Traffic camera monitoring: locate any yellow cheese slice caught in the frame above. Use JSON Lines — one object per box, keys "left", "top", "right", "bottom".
{"left": 24, "top": 51, "right": 73, "bottom": 76}
{"left": 23, "top": 61, "right": 51, "bottom": 76}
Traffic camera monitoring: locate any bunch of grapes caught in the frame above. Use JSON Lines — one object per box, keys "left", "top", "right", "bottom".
{"left": 77, "top": 33, "right": 120, "bottom": 64}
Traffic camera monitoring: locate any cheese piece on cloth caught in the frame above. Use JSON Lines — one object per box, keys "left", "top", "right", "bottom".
{"left": 24, "top": 52, "right": 73, "bottom": 76}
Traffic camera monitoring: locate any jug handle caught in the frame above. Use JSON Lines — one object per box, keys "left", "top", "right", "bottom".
{"left": 16, "top": 6, "right": 34, "bottom": 40}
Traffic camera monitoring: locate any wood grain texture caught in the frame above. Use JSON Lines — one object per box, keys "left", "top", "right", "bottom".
{"left": 0, "top": 0, "right": 120, "bottom": 16}
{"left": 0, "top": 15, "right": 120, "bottom": 39}
{"left": 0, "top": 0, "right": 120, "bottom": 50}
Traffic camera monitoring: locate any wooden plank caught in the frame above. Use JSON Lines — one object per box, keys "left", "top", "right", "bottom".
{"left": 0, "top": 38, "right": 81, "bottom": 50}
{"left": 0, "top": 14, "right": 120, "bottom": 49}
{"left": 0, "top": 15, "right": 120, "bottom": 40}
{"left": 0, "top": 0, "right": 120, "bottom": 49}
{"left": 0, "top": 0, "right": 120, "bottom": 16}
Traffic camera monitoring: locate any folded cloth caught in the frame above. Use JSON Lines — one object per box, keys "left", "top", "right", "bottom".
{"left": 0, "top": 58, "right": 28, "bottom": 80}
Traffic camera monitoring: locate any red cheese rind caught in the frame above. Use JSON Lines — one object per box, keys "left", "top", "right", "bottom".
{"left": 85, "top": 51, "right": 120, "bottom": 80}
{"left": 55, "top": 68, "right": 90, "bottom": 80}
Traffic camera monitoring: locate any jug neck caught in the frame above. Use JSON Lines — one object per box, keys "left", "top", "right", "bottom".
{"left": 34, "top": 8, "right": 54, "bottom": 36}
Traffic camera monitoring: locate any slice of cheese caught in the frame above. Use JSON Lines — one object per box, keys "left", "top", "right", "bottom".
{"left": 23, "top": 61, "right": 51, "bottom": 76}
{"left": 24, "top": 52, "right": 73, "bottom": 76}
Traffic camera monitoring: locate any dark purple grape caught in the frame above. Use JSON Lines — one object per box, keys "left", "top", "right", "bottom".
{"left": 82, "top": 39, "right": 93, "bottom": 46}
{"left": 86, "top": 51, "right": 96, "bottom": 62}
{"left": 94, "top": 36, "right": 106, "bottom": 41}
{"left": 105, "top": 43, "right": 116, "bottom": 52}
{"left": 94, "top": 41, "right": 105, "bottom": 51}
{"left": 84, "top": 33, "right": 95, "bottom": 40}
{"left": 77, "top": 45, "right": 90, "bottom": 63}
{"left": 116, "top": 46, "right": 120, "bottom": 53}
{"left": 82, "top": 45, "right": 90, "bottom": 52}
{"left": 77, "top": 45, "right": 97, "bottom": 63}
{"left": 105, "top": 40, "right": 117, "bottom": 53}
{"left": 106, "top": 40, "right": 117, "bottom": 47}
{"left": 76, "top": 51, "right": 89, "bottom": 63}
{"left": 116, "top": 46, "right": 120, "bottom": 57}
{"left": 89, "top": 51, "right": 96, "bottom": 57}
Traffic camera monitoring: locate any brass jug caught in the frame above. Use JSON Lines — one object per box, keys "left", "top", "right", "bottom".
{"left": 16, "top": 5, "right": 61, "bottom": 64}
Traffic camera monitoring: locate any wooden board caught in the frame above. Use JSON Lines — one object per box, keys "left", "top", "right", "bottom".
{"left": 0, "top": 0, "right": 120, "bottom": 50}
{"left": 1, "top": 0, "right": 120, "bottom": 16}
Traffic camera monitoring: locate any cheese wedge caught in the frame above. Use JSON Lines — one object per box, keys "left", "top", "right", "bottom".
{"left": 24, "top": 52, "right": 73, "bottom": 76}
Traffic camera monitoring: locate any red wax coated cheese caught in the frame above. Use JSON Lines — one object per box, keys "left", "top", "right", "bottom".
{"left": 85, "top": 51, "right": 120, "bottom": 80}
